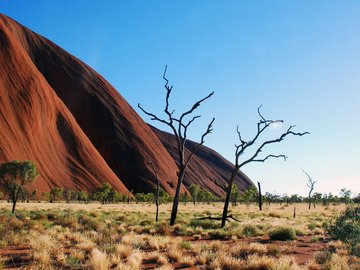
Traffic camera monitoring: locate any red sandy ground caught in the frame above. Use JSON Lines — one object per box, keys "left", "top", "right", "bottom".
{"left": 0, "top": 235, "right": 327, "bottom": 269}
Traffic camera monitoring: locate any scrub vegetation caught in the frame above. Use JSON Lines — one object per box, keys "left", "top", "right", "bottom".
{"left": 0, "top": 201, "right": 359, "bottom": 269}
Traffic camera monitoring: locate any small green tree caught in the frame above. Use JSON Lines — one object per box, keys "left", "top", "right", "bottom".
{"left": 77, "top": 190, "right": 88, "bottom": 203}
{"left": 312, "top": 192, "right": 322, "bottom": 208}
{"left": 50, "top": 187, "right": 64, "bottom": 203}
{"left": 93, "top": 183, "right": 113, "bottom": 204}
{"left": 241, "top": 186, "right": 258, "bottom": 205}
{"left": 340, "top": 188, "right": 353, "bottom": 204}
{"left": 0, "top": 160, "right": 38, "bottom": 213}
{"left": 64, "top": 189, "right": 75, "bottom": 203}
{"left": 354, "top": 194, "right": 360, "bottom": 204}
{"left": 198, "top": 188, "right": 214, "bottom": 203}
{"left": 231, "top": 185, "right": 241, "bottom": 206}
{"left": 188, "top": 184, "right": 200, "bottom": 205}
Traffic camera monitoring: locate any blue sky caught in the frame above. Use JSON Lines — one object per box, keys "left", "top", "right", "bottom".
{"left": 1, "top": 1, "right": 359, "bottom": 196}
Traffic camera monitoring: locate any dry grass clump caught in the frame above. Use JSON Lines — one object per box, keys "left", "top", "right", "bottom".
{"left": 55, "top": 252, "right": 67, "bottom": 267}
{"left": 115, "top": 244, "right": 133, "bottom": 259}
{"left": 3, "top": 232, "right": 22, "bottom": 246}
{"left": 70, "top": 249, "right": 85, "bottom": 262}
{"left": 196, "top": 250, "right": 214, "bottom": 265}
{"left": 272, "top": 256, "right": 301, "bottom": 270}
{"left": 121, "top": 234, "right": 147, "bottom": 249}
{"left": 241, "top": 254, "right": 275, "bottom": 270}
{"left": 126, "top": 251, "right": 143, "bottom": 269}
{"left": 167, "top": 247, "right": 183, "bottom": 263}
{"left": 208, "top": 240, "right": 224, "bottom": 252}
{"left": 324, "top": 254, "right": 350, "bottom": 270}
{"left": 28, "top": 233, "right": 56, "bottom": 267}
{"left": 230, "top": 242, "right": 268, "bottom": 259}
{"left": 32, "top": 250, "right": 52, "bottom": 267}
{"left": 153, "top": 264, "right": 174, "bottom": 270}
{"left": 147, "top": 236, "right": 166, "bottom": 251}
{"left": 217, "top": 252, "right": 244, "bottom": 270}
{"left": 87, "top": 248, "right": 110, "bottom": 270}
{"left": 178, "top": 255, "right": 195, "bottom": 267}
{"left": 76, "top": 236, "right": 96, "bottom": 253}
{"left": 146, "top": 251, "right": 168, "bottom": 265}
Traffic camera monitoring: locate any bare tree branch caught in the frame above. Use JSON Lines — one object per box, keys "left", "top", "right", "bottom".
{"left": 302, "top": 168, "right": 316, "bottom": 209}
{"left": 138, "top": 65, "right": 215, "bottom": 226}
{"left": 179, "top": 91, "right": 214, "bottom": 125}
{"left": 221, "top": 106, "right": 309, "bottom": 227}
{"left": 239, "top": 126, "right": 309, "bottom": 168}
{"left": 252, "top": 154, "right": 288, "bottom": 163}
{"left": 184, "top": 117, "right": 215, "bottom": 167}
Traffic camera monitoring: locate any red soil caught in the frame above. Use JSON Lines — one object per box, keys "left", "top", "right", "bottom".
{"left": 0, "top": 236, "right": 327, "bottom": 269}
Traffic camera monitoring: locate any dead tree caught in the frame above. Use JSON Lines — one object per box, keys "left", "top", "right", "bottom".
{"left": 138, "top": 66, "right": 215, "bottom": 226}
{"left": 221, "top": 106, "right": 308, "bottom": 227}
{"left": 302, "top": 169, "right": 315, "bottom": 210}
{"left": 257, "top": 181, "right": 262, "bottom": 211}
{"left": 147, "top": 158, "right": 160, "bottom": 222}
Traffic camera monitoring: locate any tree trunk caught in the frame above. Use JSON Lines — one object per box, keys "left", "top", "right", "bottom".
{"left": 11, "top": 188, "right": 21, "bottom": 214}
{"left": 308, "top": 193, "right": 311, "bottom": 210}
{"left": 170, "top": 166, "right": 186, "bottom": 226}
{"left": 11, "top": 199, "right": 16, "bottom": 214}
{"left": 155, "top": 180, "right": 160, "bottom": 222}
{"left": 257, "top": 182, "right": 262, "bottom": 211}
{"left": 221, "top": 168, "right": 238, "bottom": 228}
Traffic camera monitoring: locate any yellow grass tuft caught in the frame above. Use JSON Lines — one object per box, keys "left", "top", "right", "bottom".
{"left": 115, "top": 244, "right": 133, "bottom": 259}
{"left": 87, "top": 248, "right": 110, "bottom": 270}
{"left": 32, "top": 250, "right": 51, "bottom": 267}
{"left": 126, "top": 251, "right": 143, "bottom": 269}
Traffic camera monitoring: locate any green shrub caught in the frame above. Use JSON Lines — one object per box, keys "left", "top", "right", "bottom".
{"left": 294, "top": 228, "right": 306, "bottom": 236}
{"left": 326, "top": 206, "right": 360, "bottom": 256}
{"left": 78, "top": 214, "right": 102, "bottom": 231}
{"left": 209, "top": 229, "right": 228, "bottom": 240}
{"left": 242, "top": 224, "right": 258, "bottom": 237}
{"left": 54, "top": 217, "right": 78, "bottom": 230}
{"left": 189, "top": 219, "right": 219, "bottom": 229}
{"left": 269, "top": 226, "right": 296, "bottom": 241}
{"left": 178, "top": 241, "right": 192, "bottom": 250}
{"left": 66, "top": 255, "right": 81, "bottom": 267}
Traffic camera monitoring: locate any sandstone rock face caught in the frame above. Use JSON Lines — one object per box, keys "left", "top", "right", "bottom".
{"left": 0, "top": 14, "right": 253, "bottom": 196}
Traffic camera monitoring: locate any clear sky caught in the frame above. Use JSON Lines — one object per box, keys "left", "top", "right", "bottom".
{"left": 1, "top": 1, "right": 359, "bottom": 197}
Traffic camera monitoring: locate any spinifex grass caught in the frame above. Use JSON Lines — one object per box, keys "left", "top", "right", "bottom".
{"left": 0, "top": 202, "right": 356, "bottom": 269}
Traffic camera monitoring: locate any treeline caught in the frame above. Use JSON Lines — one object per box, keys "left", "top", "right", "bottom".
{"left": 1, "top": 182, "right": 359, "bottom": 206}
{"left": 244, "top": 187, "right": 360, "bottom": 207}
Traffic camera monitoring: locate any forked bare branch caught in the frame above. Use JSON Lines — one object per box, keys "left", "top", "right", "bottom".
{"left": 221, "top": 106, "right": 309, "bottom": 227}
{"left": 138, "top": 66, "right": 215, "bottom": 226}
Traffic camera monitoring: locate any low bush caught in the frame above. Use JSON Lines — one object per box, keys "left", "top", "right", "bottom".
{"left": 269, "top": 226, "right": 296, "bottom": 241}
{"left": 209, "top": 229, "right": 228, "bottom": 240}
{"left": 242, "top": 224, "right": 258, "bottom": 237}
{"left": 189, "top": 219, "right": 220, "bottom": 229}
{"left": 326, "top": 206, "right": 360, "bottom": 256}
